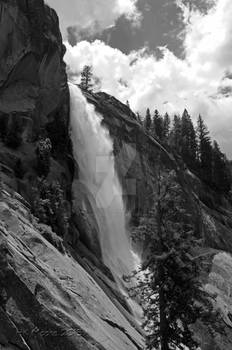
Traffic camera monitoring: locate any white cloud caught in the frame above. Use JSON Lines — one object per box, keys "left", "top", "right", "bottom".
{"left": 65, "top": 0, "right": 232, "bottom": 157}
{"left": 46, "top": 0, "right": 140, "bottom": 37}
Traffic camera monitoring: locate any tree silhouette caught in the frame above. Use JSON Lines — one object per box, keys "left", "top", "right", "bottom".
{"left": 163, "top": 113, "right": 171, "bottom": 142}
{"left": 80, "top": 65, "right": 93, "bottom": 91}
{"left": 133, "top": 170, "right": 218, "bottom": 350}
{"left": 152, "top": 109, "right": 164, "bottom": 140}
{"left": 181, "top": 109, "right": 197, "bottom": 169}
{"left": 144, "top": 108, "right": 152, "bottom": 132}
{"left": 197, "top": 115, "right": 212, "bottom": 184}
{"left": 170, "top": 115, "right": 182, "bottom": 154}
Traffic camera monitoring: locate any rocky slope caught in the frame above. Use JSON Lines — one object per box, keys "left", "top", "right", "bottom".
{"left": 0, "top": 189, "right": 143, "bottom": 350}
{"left": 84, "top": 89, "right": 232, "bottom": 349}
{"left": 1, "top": 1, "right": 232, "bottom": 350}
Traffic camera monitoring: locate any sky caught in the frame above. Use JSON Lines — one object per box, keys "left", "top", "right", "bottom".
{"left": 46, "top": 0, "right": 232, "bottom": 158}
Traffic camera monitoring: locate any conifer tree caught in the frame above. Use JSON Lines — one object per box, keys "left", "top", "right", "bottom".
{"left": 181, "top": 109, "right": 197, "bottom": 169}
{"left": 144, "top": 108, "right": 152, "bottom": 132}
{"left": 152, "top": 109, "right": 164, "bottom": 140}
{"left": 133, "top": 170, "right": 218, "bottom": 350}
{"left": 170, "top": 115, "right": 182, "bottom": 153}
{"left": 80, "top": 65, "right": 93, "bottom": 91}
{"left": 196, "top": 115, "right": 213, "bottom": 183}
{"left": 163, "top": 113, "right": 171, "bottom": 141}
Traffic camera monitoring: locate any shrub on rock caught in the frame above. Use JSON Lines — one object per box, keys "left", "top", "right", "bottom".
{"left": 32, "top": 179, "right": 69, "bottom": 237}
{"left": 36, "top": 138, "right": 52, "bottom": 177}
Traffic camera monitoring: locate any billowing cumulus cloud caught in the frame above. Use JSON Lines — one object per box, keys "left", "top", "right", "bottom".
{"left": 46, "top": 0, "right": 140, "bottom": 38}
{"left": 65, "top": 0, "right": 232, "bottom": 157}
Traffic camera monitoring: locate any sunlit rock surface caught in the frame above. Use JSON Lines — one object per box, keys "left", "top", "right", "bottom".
{"left": 0, "top": 190, "right": 144, "bottom": 350}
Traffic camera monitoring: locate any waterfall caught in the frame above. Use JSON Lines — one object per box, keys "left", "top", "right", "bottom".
{"left": 69, "top": 83, "right": 136, "bottom": 280}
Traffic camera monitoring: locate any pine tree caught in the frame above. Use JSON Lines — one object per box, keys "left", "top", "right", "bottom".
{"left": 196, "top": 115, "right": 213, "bottom": 184}
{"left": 144, "top": 108, "right": 152, "bottom": 132}
{"left": 163, "top": 113, "right": 171, "bottom": 142}
{"left": 80, "top": 65, "right": 93, "bottom": 91}
{"left": 133, "top": 171, "right": 217, "bottom": 350}
{"left": 170, "top": 115, "right": 182, "bottom": 153}
{"left": 152, "top": 109, "right": 164, "bottom": 140}
{"left": 181, "top": 109, "right": 197, "bottom": 169}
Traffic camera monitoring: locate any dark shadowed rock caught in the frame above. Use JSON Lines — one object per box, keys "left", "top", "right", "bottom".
{"left": 0, "top": 0, "right": 73, "bottom": 215}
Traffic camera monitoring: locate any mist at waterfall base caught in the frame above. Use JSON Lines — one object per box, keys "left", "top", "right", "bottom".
{"left": 69, "top": 83, "right": 140, "bottom": 286}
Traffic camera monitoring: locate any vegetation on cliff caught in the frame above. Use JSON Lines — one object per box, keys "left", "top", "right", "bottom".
{"left": 80, "top": 65, "right": 94, "bottom": 92}
{"left": 142, "top": 107, "right": 231, "bottom": 194}
{"left": 131, "top": 160, "right": 223, "bottom": 349}
{"left": 32, "top": 179, "right": 69, "bottom": 237}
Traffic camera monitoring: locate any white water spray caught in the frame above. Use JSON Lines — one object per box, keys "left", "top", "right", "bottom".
{"left": 69, "top": 83, "right": 136, "bottom": 279}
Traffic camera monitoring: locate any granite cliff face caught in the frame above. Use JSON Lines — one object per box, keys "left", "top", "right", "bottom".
{"left": 0, "top": 0, "right": 68, "bottom": 118}
{"left": 1, "top": 1, "right": 232, "bottom": 350}
{"left": 0, "top": 0, "right": 72, "bottom": 205}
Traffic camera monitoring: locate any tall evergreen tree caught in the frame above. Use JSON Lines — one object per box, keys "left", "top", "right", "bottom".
{"left": 163, "top": 113, "right": 171, "bottom": 141}
{"left": 196, "top": 115, "right": 213, "bottom": 184}
{"left": 80, "top": 65, "right": 93, "bottom": 91}
{"left": 133, "top": 171, "right": 218, "bottom": 350}
{"left": 170, "top": 115, "right": 182, "bottom": 153}
{"left": 152, "top": 109, "right": 164, "bottom": 140}
{"left": 144, "top": 108, "right": 152, "bottom": 132}
{"left": 181, "top": 109, "right": 197, "bottom": 169}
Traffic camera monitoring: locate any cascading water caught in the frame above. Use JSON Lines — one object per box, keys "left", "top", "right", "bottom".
{"left": 69, "top": 83, "right": 137, "bottom": 281}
